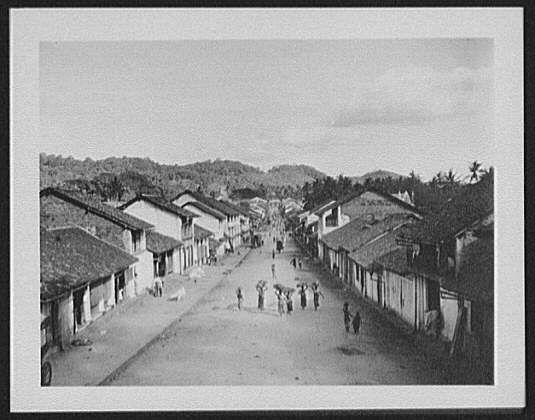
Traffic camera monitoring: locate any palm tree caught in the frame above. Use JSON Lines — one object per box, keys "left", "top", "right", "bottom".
{"left": 468, "top": 161, "right": 483, "bottom": 183}
{"left": 445, "top": 169, "right": 459, "bottom": 184}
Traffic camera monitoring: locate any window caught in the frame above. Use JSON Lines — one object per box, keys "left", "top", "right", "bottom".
{"left": 132, "top": 231, "right": 142, "bottom": 253}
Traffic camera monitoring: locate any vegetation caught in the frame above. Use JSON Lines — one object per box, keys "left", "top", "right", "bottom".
{"left": 40, "top": 154, "right": 327, "bottom": 202}
{"left": 302, "top": 163, "right": 494, "bottom": 216}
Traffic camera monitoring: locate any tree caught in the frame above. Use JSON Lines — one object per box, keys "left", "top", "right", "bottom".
{"left": 468, "top": 160, "right": 483, "bottom": 183}
{"left": 445, "top": 169, "right": 459, "bottom": 184}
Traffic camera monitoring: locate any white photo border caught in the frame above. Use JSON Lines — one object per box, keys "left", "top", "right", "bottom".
{"left": 10, "top": 7, "right": 524, "bottom": 412}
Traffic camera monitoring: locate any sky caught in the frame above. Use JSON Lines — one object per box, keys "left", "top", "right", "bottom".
{"left": 40, "top": 39, "right": 494, "bottom": 180}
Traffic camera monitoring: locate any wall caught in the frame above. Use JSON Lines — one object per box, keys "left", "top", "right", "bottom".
{"left": 58, "top": 293, "right": 74, "bottom": 348}
{"left": 134, "top": 251, "right": 154, "bottom": 292}
{"left": 41, "top": 195, "right": 129, "bottom": 251}
{"left": 440, "top": 294, "right": 459, "bottom": 341}
{"left": 123, "top": 200, "right": 182, "bottom": 239}
{"left": 341, "top": 191, "right": 417, "bottom": 221}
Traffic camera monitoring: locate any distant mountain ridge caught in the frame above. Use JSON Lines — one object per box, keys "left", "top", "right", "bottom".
{"left": 39, "top": 154, "right": 328, "bottom": 199}
{"left": 352, "top": 169, "right": 407, "bottom": 184}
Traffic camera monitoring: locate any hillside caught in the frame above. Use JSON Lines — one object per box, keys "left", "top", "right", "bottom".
{"left": 39, "top": 154, "right": 327, "bottom": 200}
{"left": 352, "top": 169, "right": 406, "bottom": 184}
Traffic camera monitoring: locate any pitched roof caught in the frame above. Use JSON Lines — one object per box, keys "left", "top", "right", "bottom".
{"left": 310, "top": 199, "right": 337, "bottom": 216}
{"left": 440, "top": 237, "right": 494, "bottom": 302}
{"left": 348, "top": 229, "right": 403, "bottom": 269}
{"left": 194, "top": 225, "right": 214, "bottom": 240}
{"left": 314, "top": 188, "right": 421, "bottom": 216}
{"left": 120, "top": 194, "right": 198, "bottom": 219}
{"left": 40, "top": 187, "right": 153, "bottom": 231}
{"left": 374, "top": 248, "right": 412, "bottom": 276}
{"left": 40, "top": 227, "right": 138, "bottom": 300}
{"left": 398, "top": 178, "right": 493, "bottom": 244}
{"left": 321, "top": 213, "right": 416, "bottom": 252}
{"left": 182, "top": 201, "right": 226, "bottom": 220}
{"left": 174, "top": 190, "right": 240, "bottom": 217}
{"left": 146, "top": 230, "right": 182, "bottom": 254}
{"left": 220, "top": 200, "right": 245, "bottom": 215}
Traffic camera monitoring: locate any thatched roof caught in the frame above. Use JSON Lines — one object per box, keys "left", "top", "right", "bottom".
{"left": 40, "top": 187, "right": 153, "bottom": 231}
{"left": 40, "top": 227, "right": 138, "bottom": 301}
{"left": 146, "top": 230, "right": 182, "bottom": 254}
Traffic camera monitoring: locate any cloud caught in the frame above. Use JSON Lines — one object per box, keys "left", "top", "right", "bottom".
{"left": 333, "top": 65, "right": 493, "bottom": 126}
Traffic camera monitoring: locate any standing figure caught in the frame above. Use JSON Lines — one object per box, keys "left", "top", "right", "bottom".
{"left": 256, "top": 281, "right": 267, "bottom": 311}
{"left": 352, "top": 311, "right": 361, "bottom": 335}
{"left": 271, "top": 263, "right": 276, "bottom": 279}
{"left": 290, "top": 257, "right": 297, "bottom": 269}
{"left": 154, "top": 277, "right": 163, "bottom": 297}
{"left": 285, "top": 291, "right": 293, "bottom": 315}
{"left": 298, "top": 258, "right": 303, "bottom": 270}
{"left": 343, "top": 302, "right": 352, "bottom": 333}
{"left": 298, "top": 283, "right": 308, "bottom": 310}
{"left": 272, "top": 249, "right": 275, "bottom": 259}
{"left": 236, "top": 287, "right": 243, "bottom": 310}
{"left": 311, "top": 283, "right": 324, "bottom": 311}
{"left": 276, "top": 290, "right": 285, "bottom": 317}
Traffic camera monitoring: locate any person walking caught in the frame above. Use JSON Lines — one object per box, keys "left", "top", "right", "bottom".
{"left": 236, "top": 287, "right": 243, "bottom": 310}
{"left": 154, "top": 277, "right": 163, "bottom": 297}
{"left": 298, "top": 258, "right": 303, "bottom": 270}
{"left": 298, "top": 283, "right": 308, "bottom": 310}
{"left": 271, "top": 263, "right": 276, "bottom": 279}
{"left": 256, "top": 282, "right": 267, "bottom": 311}
{"left": 352, "top": 311, "right": 361, "bottom": 336}
{"left": 290, "top": 257, "right": 297, "bottom": 269}
{"left": 272, "top": 249, "right": 275, "bottom": 259}
{"left": 276, "top": 290, "right": 285, "bottom": 317}
{"left": 343, "top": 302, "right": 352, "bottom": 333}
{"left": 285, "top": 291, "right": 293, "bottom": 315}
{"left": 312, "top": 283, "right": 324, "bottom": 311}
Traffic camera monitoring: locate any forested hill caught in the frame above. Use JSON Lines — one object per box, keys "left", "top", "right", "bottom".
{"left": 39, "top": 154, "right": 327, "bottom": 200}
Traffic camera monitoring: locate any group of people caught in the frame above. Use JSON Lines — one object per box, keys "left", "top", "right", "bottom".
{"left": 290, "top": 256, "right": 303, "bottom": 270}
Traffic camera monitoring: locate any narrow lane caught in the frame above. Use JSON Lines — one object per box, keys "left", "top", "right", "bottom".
{"left": 108, "top": 233, "right": 448, "bottom": 385}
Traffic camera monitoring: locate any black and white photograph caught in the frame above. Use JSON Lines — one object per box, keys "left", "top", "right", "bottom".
{"left": 10, "top": 8, "right": 524, "bottom": 412}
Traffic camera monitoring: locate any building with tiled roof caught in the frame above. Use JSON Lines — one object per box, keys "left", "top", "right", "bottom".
{"left": 40, "top": 226, "right": 139, "bottom": 351}
{"left": 120, "top": 194, "right": 199, "bottom": 274}
{"left": 173, "top": 190, "right": 242, "bottom": 247}
{"left": 40, "top": 187, "right": 155, "bottom": 292}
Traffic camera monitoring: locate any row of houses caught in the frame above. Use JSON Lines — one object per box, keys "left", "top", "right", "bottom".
{"left": 40, "top": 187, "right": 259, "bottom": 356}
{"left": 293, "top": 182, "right": 493, "bottom": 382}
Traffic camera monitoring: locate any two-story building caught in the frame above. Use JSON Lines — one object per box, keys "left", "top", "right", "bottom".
{"left": 40, "top": 226, "right": 138, "bottom": 352}
{"left": 315, "top": 189, "right": 421, "bottom": 260}
{"left": 40, "top": 187, "right": 154, "bottom": 295}
{"left": 173, "top": 190, "right": 241, "bottom": 250}
{"left": 119, "top": 194, "right": 199, "bottom": 273}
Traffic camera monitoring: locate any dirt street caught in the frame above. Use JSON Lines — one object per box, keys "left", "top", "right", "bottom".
{"left": 107, "top": 235, "right": 449, "bottom": 385}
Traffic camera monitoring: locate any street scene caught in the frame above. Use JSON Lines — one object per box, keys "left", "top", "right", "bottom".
{"left": 38, "top": 37, "right": 495, "bottom": 387}
{"left": 105, "top": 222, "right": 451, "bottom": 386}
